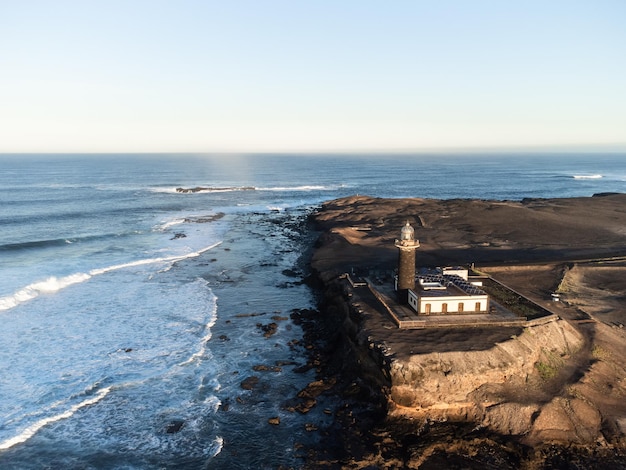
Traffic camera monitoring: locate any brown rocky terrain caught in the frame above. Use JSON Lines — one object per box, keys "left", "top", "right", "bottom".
{"left": 306, "top": 193, "right": 626, "bottom": 469}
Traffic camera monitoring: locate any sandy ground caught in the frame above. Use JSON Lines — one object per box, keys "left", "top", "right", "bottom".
{"left": 484, "top": 260, "right": 626, "bottom": 442}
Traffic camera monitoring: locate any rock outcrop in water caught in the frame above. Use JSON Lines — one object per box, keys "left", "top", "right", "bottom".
{"left": 176, "top": 186, "right": 255, "bottom": 193}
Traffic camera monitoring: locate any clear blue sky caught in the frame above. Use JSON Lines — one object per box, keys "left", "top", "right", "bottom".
{"left": 1, "top": 1, "right": 625, "bottom": 153}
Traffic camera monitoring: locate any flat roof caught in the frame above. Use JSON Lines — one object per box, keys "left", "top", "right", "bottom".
{"left": 415, "top": 274, "right": 487, "bottom": 298}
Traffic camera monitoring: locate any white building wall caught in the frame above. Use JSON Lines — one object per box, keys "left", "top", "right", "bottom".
{"left": 417, "top": 294, "right": 489, "bottom": 314}
{"left": 408, "top": 289, "right": 419, "bottom": 311}
{"left": 442, "top": 268, "right": 469, "bottom": 280}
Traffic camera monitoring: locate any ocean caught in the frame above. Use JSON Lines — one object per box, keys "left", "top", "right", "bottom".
{"left": 0, "top": 153, "right": 624, "bottom": 469}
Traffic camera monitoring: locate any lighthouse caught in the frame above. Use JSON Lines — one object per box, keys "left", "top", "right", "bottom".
{"left": 395, "top": 221, "right": 420, "bottom": 301}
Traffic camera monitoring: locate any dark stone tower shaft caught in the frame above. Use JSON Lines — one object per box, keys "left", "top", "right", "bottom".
{"left": 395, "top": 221, "right": 420, "bottom": 301}
{"left": 397, "top": 246, "right": 417, "bottom": 290}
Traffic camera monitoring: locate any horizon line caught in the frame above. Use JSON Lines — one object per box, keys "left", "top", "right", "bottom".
{"left": 1, "top": 143, "right": 626, "bottom": 156}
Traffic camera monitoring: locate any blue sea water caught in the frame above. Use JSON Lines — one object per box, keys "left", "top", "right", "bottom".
{"left": 0, "top": 153, "right": 624, "bottom": 469}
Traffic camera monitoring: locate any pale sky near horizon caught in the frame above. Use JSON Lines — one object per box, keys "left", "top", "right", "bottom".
{"left": 1, "top": 1, "right": 625, "bottom": 153}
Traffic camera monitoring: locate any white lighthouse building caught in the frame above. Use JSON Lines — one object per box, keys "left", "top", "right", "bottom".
{"left": 394, "top": 222, "right": 490, "bottom": 315}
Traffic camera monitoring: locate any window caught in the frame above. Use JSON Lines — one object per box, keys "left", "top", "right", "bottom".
{"left": 475, "top": 302, "right": 481, "bottom": 312}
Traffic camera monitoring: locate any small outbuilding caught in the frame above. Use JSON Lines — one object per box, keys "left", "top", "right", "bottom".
{"left": 407, "top": 270, "right": 490, "bottom": 314}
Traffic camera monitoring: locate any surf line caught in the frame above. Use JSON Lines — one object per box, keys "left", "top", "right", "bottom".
{"left": 0, "top": 387, "right": 112, "bottom": 451}
{"left": 178, "top": 290, "right": 219, "bottom": 368}
{"left": 0, "top": 242, "right": 222, "bottom": 312}
{"left": 573, "top": 174, "right": 603, "bottom": 179}
{"left": 88, "top": 241, "right": 221, "bottom": 275}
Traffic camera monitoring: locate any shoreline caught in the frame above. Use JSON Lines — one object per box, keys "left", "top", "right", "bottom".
{"left": 302, "top": 194, "right": 626, "bottom": 468}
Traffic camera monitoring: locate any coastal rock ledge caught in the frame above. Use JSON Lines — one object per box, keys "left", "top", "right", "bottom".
{"left": 308, "top": 194, "right": 626, "bottom": 465}
{"left": 387, "top": 319, "right": 585, "bottom": 442}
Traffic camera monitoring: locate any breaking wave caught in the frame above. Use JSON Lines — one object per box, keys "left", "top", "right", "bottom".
{"left": 157, "top": 186, "right": 256, "bottom": 194}
{"left": 153, "top": 184, "right": 339, "bottom": 194}
{"left": 0, "top": 386, "right": 112, "bottom": 451}
{"left": 0, "top": 273, "right": 92, "bottom": 311}
{"left": 257, "top": 185, "right": 330, "bottom": 191}
{"left": 572, "top": 174, "right": 603, "bottom": 179}
{"left": 212, "top": 436, "right": 224, "bottom": 458}
{"left": 0, "top": 242, "right": 221, "bottom": 312}
{"left": 178, "top": 280, "right": 218, "bottom": 367}
{"left": 155, "top": 218, "right": 186, "bottom": 230}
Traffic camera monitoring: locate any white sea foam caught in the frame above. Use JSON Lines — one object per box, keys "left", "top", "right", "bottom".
{"left": 573, "top": 174, "right": 603, "bottom": 179}
{"left": 212, "top": 436, "right": 224, "bottom": 457}
{"left": 87, "top": 242, "right": 221, "bottom": 275}
{"left": 89, "top": 256, "right": 174, "bottom": 275}
{"left": 148, "top": 187, "right": 180, "bottom": 194}
{"left": 156, "top": 186, "right": 258, "bottom": 194}
{"left": 0, "top": 273, "right": 92, "bottom": 312}
{"left": 203, "top": 395, "right": 222, "bottom": 414}
{"left": 178, "top": 288, "right": 218, "bottom": 367}
{"left": 0, "top": 386, "right": 112, "bottom": 451}
{"left": 0, "top": 243, "right": 221, "bottom": 312}
{"left": 156, "top": 218, "right": 186, "bottom": 230}
{"left": 258, "top": 185, "right": 328, "bottom": 191}
{"left": 205, "top": 186, "right": 255, "bottom": 192}
{"left": 152, "top": 183, "right": 335, "bottom": 194}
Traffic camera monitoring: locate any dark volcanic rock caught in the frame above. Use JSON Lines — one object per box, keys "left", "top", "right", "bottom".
{"left": 256, "top": 322, "right": 278, "bottom": 338}
{"left": 294, "top": 397, "right": 317, "bottom": 414}
{"left": 297, "top": 378, "right": 337, "bottom": 399}
{"left": 282, "top": 268, "right": 300, "bottom": 277}
{"left": 166, "top": 420, "right": 185, "bottom": 433}
{"left": 252, "top": 364, "right": 282, "bottom": 373}
{"left": 240, "top": 376, "right": 260, "bottom": 390}
{"left": 183, "top": 212, "right": 225, "bottom": 223}
{"left": 176, "top": 187, "right": 254, "bottom": 193}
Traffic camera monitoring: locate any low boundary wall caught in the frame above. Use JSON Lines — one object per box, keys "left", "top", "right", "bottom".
{"left": 345, "top": 274, "right": 559, "bottom": 330}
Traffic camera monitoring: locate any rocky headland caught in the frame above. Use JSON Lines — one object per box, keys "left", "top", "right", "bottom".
{"left": 305, "top": 194, "right": 626, "bottom": 468}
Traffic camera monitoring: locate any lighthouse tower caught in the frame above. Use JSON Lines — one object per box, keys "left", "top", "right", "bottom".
{"left": 395, "top": 221, "right": 420, "bottom": 301}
